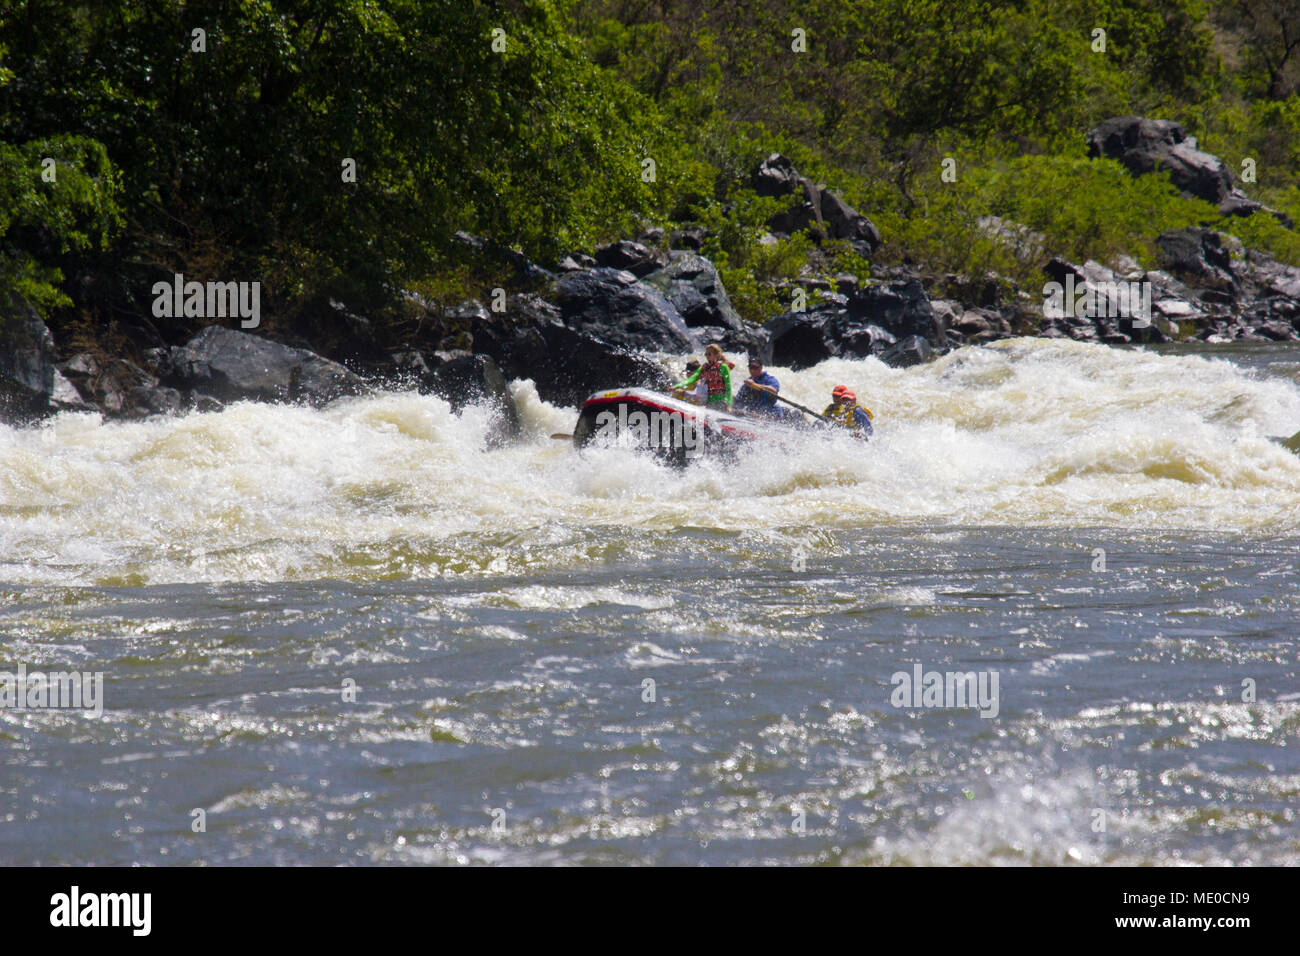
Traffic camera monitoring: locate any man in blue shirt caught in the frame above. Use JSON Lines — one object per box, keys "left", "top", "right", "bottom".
{"left": 734, "top": 358, "right": 784, "bottom": 418}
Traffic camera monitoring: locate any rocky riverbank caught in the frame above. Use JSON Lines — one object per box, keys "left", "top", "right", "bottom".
{"left": 4, "top": 117, "right": 1300, "bottom": 432}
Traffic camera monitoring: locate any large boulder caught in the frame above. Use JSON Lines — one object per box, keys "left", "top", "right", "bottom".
{"left": 1155, "top": 228, "right": 1238, "bottom": 296}
{"left": 819, "top": 188, "right": 883, "bottom": 247}
{"left": 468, "top": 293, "right": 672, "bottom": 407}
{"left": 1086, "top": 117, "right": 1233, "bottom": 205}
{"left": 754, "top": 153, "right": 805, "bottom": 198}
{"left": 554, "top": 268, "right": 696, "bottom": 353}
{"left": 765, "top": 308, "right": 839, "bottom": 370}
{"left": 0, "top": 294, "right": 58, "bottom": 423}
{"left": 845, "top": 279, "right": 946, "bottom": 348}
{"left": 877, "top": 335, "right": 934, "bottom": 368}
{"left": 690, "top": 324, "right": 771, "bottom": 365}
{"left": 641, "top": 252, "right": 743, "bottom": 330}
{"left": 154, "top": 326, "right": 368, "bottom": 407}
{"left": 1086, "top": 116, "right": 1292, "bottom": 227}
{"left": 764, "top": 279, "right": 946, "bottom": 370}
{"left": 281, "top": 297, "right": 393, "bottom": 366}
{"left": 452, "top": 231, "right": 554, "bottom": 284}
{"left": 593, "top": 240, "right": 663, "bottom": 278}
{"left": 668, "top": 225, "right": 708, "bottom": 251}
{"left": 753, "top": 153, "right": 881, "bottom": 251}
{"left": 1240, "top": 250, "right": 1300, "bottom": 301}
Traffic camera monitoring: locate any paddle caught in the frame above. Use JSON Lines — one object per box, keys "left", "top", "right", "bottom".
{"left": 743, "top": 382, "right": 872, "bottom": 441}
{"left": 550, "top": 433, "right": 572, "bottom": 440}
{"left": 738, "top": 380, "right": 835, "bottom": 425}
{"left": 773, "top": 392, "right": 836, "bottom": 425}
{"left": 1270, "top": 430, "right": 1300, "bottom": 453}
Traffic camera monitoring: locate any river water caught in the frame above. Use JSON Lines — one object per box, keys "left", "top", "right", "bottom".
{"left": 2, "top": 337, "right": 1298, "bottom": 865}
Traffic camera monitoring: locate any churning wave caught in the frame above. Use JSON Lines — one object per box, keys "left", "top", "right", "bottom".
{"left": 3, "top": 338, "right": 1299, "bottom": 586}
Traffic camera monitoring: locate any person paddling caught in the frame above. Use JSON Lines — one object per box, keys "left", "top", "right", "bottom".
{"left": 823, "top": 384, "right": 873, "bottom": 438}
{"left": 734, "top": 357, "right": 784, "bottom": 418}
{"left": 672, "top": 344, "right": 733, "bottom": 408}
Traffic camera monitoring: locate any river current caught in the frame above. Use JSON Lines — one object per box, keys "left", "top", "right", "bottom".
{"left": 2, "top": 338, "right": 1298, "bottom": 864}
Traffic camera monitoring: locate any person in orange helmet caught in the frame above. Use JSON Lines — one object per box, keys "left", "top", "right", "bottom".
{"left": 823, "top": 385, "right": 873, "bottom": 438}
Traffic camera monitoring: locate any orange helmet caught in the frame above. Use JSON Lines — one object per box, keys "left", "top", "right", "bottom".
{"left": 832, "top": 385, "right": 850, "bottom": 399}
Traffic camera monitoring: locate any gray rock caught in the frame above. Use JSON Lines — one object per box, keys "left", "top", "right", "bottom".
{"left": 60, "top": 353, "right": 183, "bottom": 419}
{"left": 1155, "top": 228, "right": 1237, "bottom": 295}
{"left": 467, "top": 292, "right": 672, "bottom": 407}
{"left": 846, "top": 279, "right": 946, "bottom": 348}
{"left": 818, "top": 188, "right": 882, "bottom": 246}
{"left": 954, "top": 311, "right": 994, "bottom": 336}
{"left": 753, "top": 153, "right": 881, "bottom": 250}
{"left": 641, "top": 253, "right": 743, "bottom": 330}
{"left": 877, "top": 335, "right": 935, "bottom": 368}
{"left": 556, "top": 254, "right": 595, "bottom": 273}
{"left": 690, "top": 325, "right": 771, "bottom": 365}
{"left": 554, "top": 268, "right": 695, "bottom": 353}
{"left": 1087, "top": 116, "right": 1233, "bottom": 204}
{"left": 668, "top": 226, "right": 707, "bottom": 251}
{"left": 764, "top": 308, "right": 839, "bottom": 370}
{"left": 1087, "top": 116, "right": 1292, "bottom": 228}
{"left": 763, "top": 279, "right": 945, "bottom": 369}
{"left": 0, "top": 294, "right": 57, "bottom": 423}
{"left": 593, "top": 240, "right": 662, "bottom": 278}
{"left": 50, "top": 369, "right": 91, "bottom": 411}
{"left": 156, "top": 326, "right": 368, "bottom": 407}
{"left": 125, "top": 385, "right": 183, "bottom": 418}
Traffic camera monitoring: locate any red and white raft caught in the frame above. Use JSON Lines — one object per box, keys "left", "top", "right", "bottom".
{"left": 572, "top": 387, "right": 817, "bottom": 464}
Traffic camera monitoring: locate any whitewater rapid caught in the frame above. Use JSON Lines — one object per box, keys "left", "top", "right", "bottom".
{"left": 3, "top": 338, "right": 1300, "bottom": 586}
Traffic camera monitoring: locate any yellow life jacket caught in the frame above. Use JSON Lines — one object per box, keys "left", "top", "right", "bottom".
{"left": 822, "top": 402, "right": 872, "bottom": 428}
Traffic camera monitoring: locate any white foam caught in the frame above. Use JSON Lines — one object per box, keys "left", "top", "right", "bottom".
{"left": 3, "top": 340, "right": 1300, "bottom": 584}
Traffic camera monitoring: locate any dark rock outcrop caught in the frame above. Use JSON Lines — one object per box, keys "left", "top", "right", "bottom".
{"left": 753, "top": 154, "right": 881, "bottom": 251}
{"left": 467, "top": 293, "right": 672, "bottom": 407}
{"left": 1086, "top": 117, "right": 1291, "bottom": 226}
{"left": 59, "top": 353, "right": 182, "bottom": 418}
{"left": 282, "top": 296, "right": 392, "bottom": 366}
{"left": 877, "top": 335, "right": 934, "bottom": 368}
{"left": 453, "top": 231, "right": 554, "bottom": 284}
{"left": 668, "top": 225, "right": 707, "bottom": 251}
{"left": 152, "top": 326, "right": 369, "bottom": 407}
{"left": 1155, "top": 228, "right": 1238, "bottom": 296}
{"left": 764, "top": 279, "right": 945, "bottom": 369}
{"left": 846, "top": 279, "right": 946, "bottom": 348}
{"left": 1087, "top": 117, "right": 1233, "bottom": 205}
{"left": 556, "top": 252, "right": 598, "bottom": 272}
{"left": 641, "top": 253, "right": 743, "bottom": 330}
{"left": 593, "top": 240, "right": 664, "bottom": 278}
{"left": 765, "top": 309, "right": 837, "bottom": 370}
{"left": 0, "top": 294, "right": 58, "bottom": 423}
{"left": 554, "top": 268, "right": 695, "bottom": 353}
{"left": 690, "top": 324, "right": 771, "bottom": 364}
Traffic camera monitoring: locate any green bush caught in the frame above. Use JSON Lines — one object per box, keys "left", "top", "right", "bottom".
{"left": 0, "top": 136, "right": 122, "bottom": 315}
